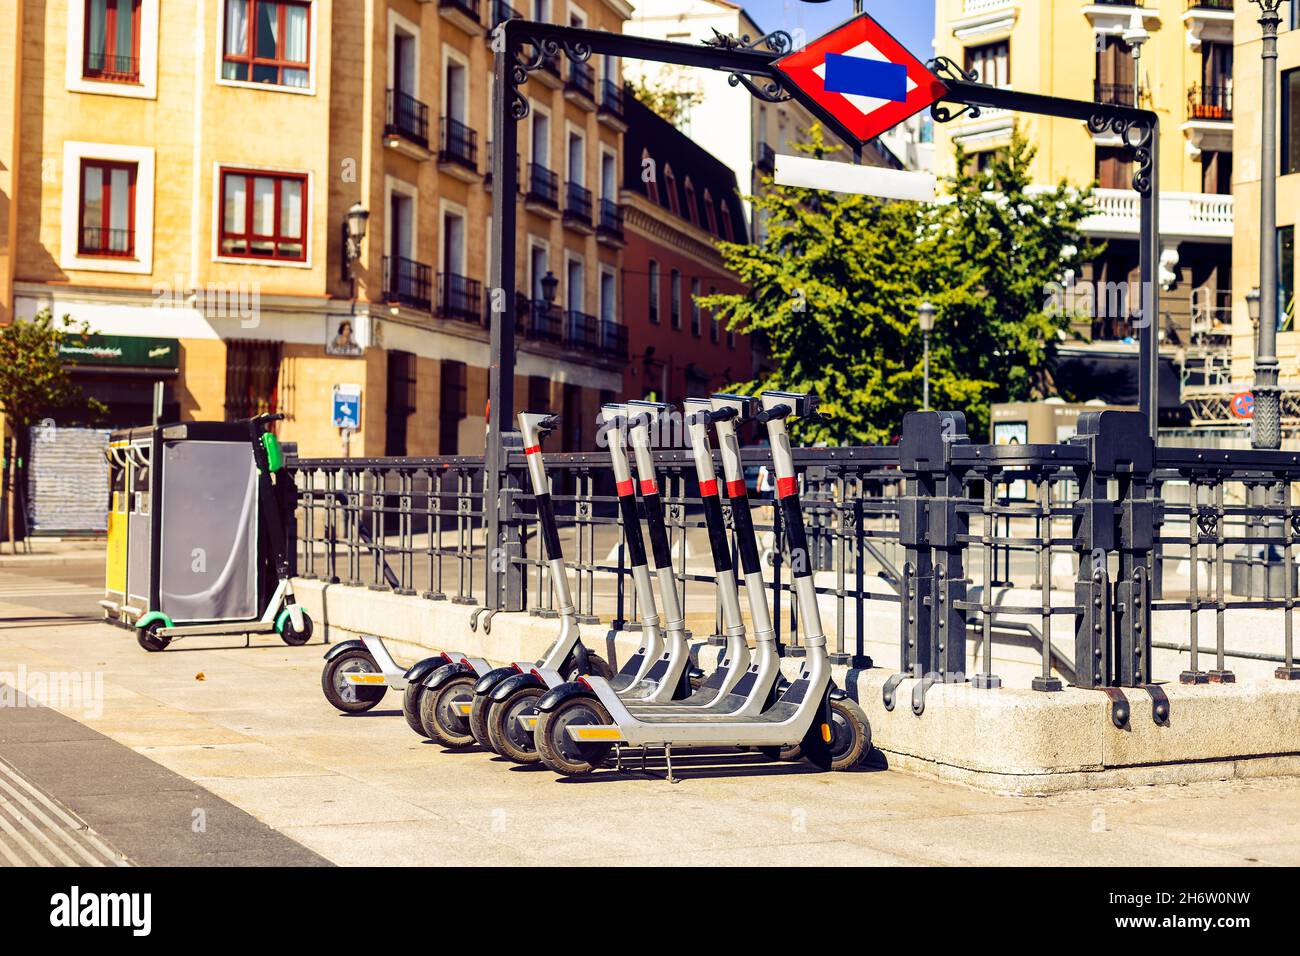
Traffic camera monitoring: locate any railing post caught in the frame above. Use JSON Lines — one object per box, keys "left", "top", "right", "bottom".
{"left": 1071, "top": 411, "right": 1153, "bottom": 688}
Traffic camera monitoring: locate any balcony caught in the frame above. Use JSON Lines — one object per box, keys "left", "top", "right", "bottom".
{"left": 385, "top": 89, "right": 431, "bottom": 160}
{"left": 596, "top": 198, "right": 624, "bottom": 247}
{"left": 563, "top": 181, "right": 594, "bottom": 233}
{"left": 565, "top": 61, "right": 596, "bottom": 108}
{"left": 384, "top": 256, "right": 433, "bottom": 312}
{"left": 488, "top": 0, "right": 523, "bottom": 30}
{"left": 439, "top": 116, "right": 482, "bottom": 183}
{"left": 1183, "top": 83, "right": 1234, "bottom": 155}
{"left": 530, "top": 48, "right": 564, "bottom": 89}
{"left": 79, "top": 226, "right": 135, "bottom": 259}
{"left": 437, "top": 272, "right": 483, "bottom": 325}
{"left": 525, "top": 163, "right": 561, "bottom": 217}
{"left": 1093, "top": 81, "right": 1141, "bottom": 108}
{"left": 1079, "top": 189, "right": 1233, "bottom": 241}
{"left": 950, "top": 1, "right": 1019, "bottom": 42}
{"left": 1083, "top": 1, "right": 1158, "bottom": 36}
{"left": 598, "top": 79, "right": 627, "bottom": 130}
{"left": 600, "top": 320, "right": 629, "bottom": 360}
{"left": 83, "top": 51, "right": 140, "bottom": 84}
{"left": 519, "top": 298, "right": 563, "bottom": 343}
{"left": 439, "top": 0, "right": 485, "bottom": 36}
{"left": 755, "top": 142, "right": 776, "bottom": 173}
{"left": 1184, "top": 0, "right": 1234, "bottom": 49}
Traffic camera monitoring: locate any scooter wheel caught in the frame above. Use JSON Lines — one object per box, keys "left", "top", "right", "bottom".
{"left": 468, "top": 691, "right": 496, "bottom": 751}
{"left": 420, "top": 673, "right": 477, "bottom": 748}
{"left": 321, "top": 649, "right": 387, "bottom": 713}
{"left": 828, "top": 697, "right": 871, "bottom": 771}
{"left": 565, "top": 652, "right": 614, "bottom": 681}
{"left": 536, "top": 697, "right": 614, "bottom": 776}
{"left": 137, "top": 620, "right": 171, "bottom": 653}
{"left": 278, "top": 611, "right": 314, "bottom": 646}
{"left": 402, "top": 681, "right": 428, "bottom": 736}
{"left": 486, "top": 687, "right": 546, "bottom": 764}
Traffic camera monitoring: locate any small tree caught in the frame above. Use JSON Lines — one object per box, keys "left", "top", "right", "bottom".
{"left": 0, "top": 310, "right": 106, "bottom": 552}
{"left": 629, "top": 66, "right": 704, "bottom": 126}
{"left": 701, "top": 127, "right": 1098, "bottom": 444}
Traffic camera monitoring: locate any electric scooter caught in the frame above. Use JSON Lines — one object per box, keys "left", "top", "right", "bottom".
{"left": 533, "top": 391, "right": 872, "bottom": 780}
{"left": 410, "top": 411, "right": 620, "bottom": 750}
{"left": 136, "top": 413, "right": 313, "bottom": 651}
{"left": 442, "top": 403, "right": 695, "bottom": 761}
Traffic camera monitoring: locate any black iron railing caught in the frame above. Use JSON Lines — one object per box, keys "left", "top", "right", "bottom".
{"left": 1187, "top": 0, "right": 1231, "bottom": 9}
{"left": 383, "top": 256, "right": 433, "bottom": 311}
{"left": 527, "top": 163, "right": 560, "bottom": 207}
{"left": 386, "top": 89, "right": 430, "bottom": 148}
{"left": 599, "top": 79, "right": 625, "bottom": 117}
{"left": 1188, "top": 83, "right": 1233, "bottom": 120}
{"left": 564, "top": 181, "right": 593, "bottom": 225}
{"left": 564, "top": 310, "right": 600, "bottom": 352}
{"left": 597, "top": 198, "right": 624, "bottom": 239}
{"left": 1094, "top": 81, "right": 1141, "bottom": 107}
{"left": 83, "top": 51, "right": 140, "bottom": 83}
{"left": 439, "top": 0, "right": 481, "bottom": 23}
{"left": 437, "top": 272, "right": 483, "bottom": 324}
{"left": 292, "top": 408, "right": 1300, "bottom": 693}
{"left": 79, "top": 227, "right": 135, "bottom": 258}
{"left": 567, "top": 60, "right": 595, "bottom": 100}
{"left": 440, "top": 116, "right": 479, "bottom": 169}
{"left": 600, "top": 319, "right": 628, "bottom": 358}
{"left": 520, "top": 297, "right": 563, "bottom": 342}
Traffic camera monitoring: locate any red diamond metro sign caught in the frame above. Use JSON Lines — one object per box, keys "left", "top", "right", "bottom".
{"left": 773, "top": 13, "right": 947, "bottom": 147}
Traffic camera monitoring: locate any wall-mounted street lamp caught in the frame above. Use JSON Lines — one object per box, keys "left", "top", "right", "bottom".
{"left": 342, "top": 202, "right": 369, "bottom": 283}
{"left": 1247, "top": 286, "right": 1262, "bottom": 329}
{"left": 918, "top": 300, "right": 937, "bottom": 411}
{"left": 540, "top": 270, "right": 560, "bottom": 307}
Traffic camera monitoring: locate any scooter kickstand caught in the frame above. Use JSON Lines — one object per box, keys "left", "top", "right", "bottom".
{"left": 664, "top": 744, "right": 679, "bottom": 785}
{"left": 614, "top": 744, "right": 624, "bottom": 772}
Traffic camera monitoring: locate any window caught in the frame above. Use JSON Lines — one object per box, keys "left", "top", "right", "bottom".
{"left": 643, "top": 149, "right": 659, "bottom": 203}
{"left": 1202, "top": 150, "right": 1232, "bottom": 196}
{"left": 224, "top": 340, "right": 282, "bottom": 421}
{"left": 703, "top": 189, "right": 718, "bottom": 234}
{"left": 648, "top": 260, "right": 661, "bottom": 324}
{"left": 719, "top": 201, "right": 734, "bottom": 242}
{"left": 219, "top": 168, "right": 308, "bottom": 261}
{"left": 385, "top": 351, "right": 417, "bottom": 457}
{"left": 965, "top": 149, "right": 1001, "bottom": 177}
{"left": 664, "top": 165, "right": 680, "bottom": 216}
{"left": 439, "top": 360, "right": 467, "bottom": 455}
{"left": 222, "top": 0, "right": 310, "bottom": 89}
{"left": 1285, "top": 69, "right": 1300, "bottom": 177}
{"left": 1095, "top": 36, "right": 1135, "bottom": 107}
{"left": 84, "top": 0, "right": 141, "bottom": 83}
{"left": 79, "top": 159, "right": 136, "bottom": 257}
{"left": 965, "top": 40, "right": 1008, "bottom": 88}
{"left": 670, "top": 269, "right": 682, "bottom": 330}
{"left": 600, "top": 271, "right": 616, "bottom": 324}
{"left": 1281, "top": 225, "right": 1296, "bottom": 325}
{"left": 1095, "top": 146, "right": 1133, "bottom": 190}
{"left": 684, "top": 178, "right": 699, "bottom": 226}
{"left": 690, "top": 278, "right": 702, "bottom": 337}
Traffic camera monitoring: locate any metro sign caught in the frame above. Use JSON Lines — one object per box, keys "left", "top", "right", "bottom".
{"left": 773, "top": 14, "right": 947, "bottom": 147}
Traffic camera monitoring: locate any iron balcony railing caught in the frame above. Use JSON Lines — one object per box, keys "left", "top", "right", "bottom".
{"left": 1187, "top": 0, "right": 1231, "bottom": 9}
{"left": 520, "top": 297, "right": 564, "bottom": 343}
{"left": 600, "top": 319, "right": 629, "bottom": 359}
{"left": 597, "top": 198, "right": 624, "bottom": 239}
{"left": 567, "top": 60, "right": 595, "bottom": 100}
{"left": 437, "top": 272, "right": 482, "bottom": 325}
{"left": 564, "top": 181, "right": 593, "bottom": 225}
{"left": 564, "top": 310, "right": 600, "bottom": 352}
{"left": 1093, "top": 81, "right": 1142, "bottom": 108}
{"left": 439, "top": 0, "right": 481, "bottom": 23}
{"left": 386, "top": 89, "right": 430, "bottom": 148}
{"left": 599, "top": 79, "right": 625, "bottom": 117}
{"left": 383, "top": 256, "right": 433, "bottom": 311}
{"left": 83, "top": 51, "right": 140, "bottom": 83}
{"left": 79, "top": 227, "right": 135, "bottom": 258}
{"left": 1188, "top": 83, "right": 1233, "bottom": 121}
{"left": 527, "top": 162, "right": 560, "bottom": 208}
{"left": 1094, "top": 0, "right": 1144, "bottom": 5}
{"left": 440, "top": 116, "right": 479, "bottom": 169}
{"left": 489, "top": 0, "right": 523, "bottom": 27}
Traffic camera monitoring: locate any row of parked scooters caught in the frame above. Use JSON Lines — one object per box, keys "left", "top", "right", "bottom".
{"left": 319, "top": 391, "right": 871, "bottom": 780}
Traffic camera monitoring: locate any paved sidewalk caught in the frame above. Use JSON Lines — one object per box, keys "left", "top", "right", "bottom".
{"left": 2, "top": 566, "right": 1300, "bottom": 866}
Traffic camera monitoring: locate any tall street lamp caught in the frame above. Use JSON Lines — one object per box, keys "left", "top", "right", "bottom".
{"left": 1250, "top": 0, "right": 1289, "bottom": 452}
{"left": 1123, "top": 12, "right": 1150, "bottom": 107}
{"left": 918, "top": 301, "right": 937, "bottom": 411}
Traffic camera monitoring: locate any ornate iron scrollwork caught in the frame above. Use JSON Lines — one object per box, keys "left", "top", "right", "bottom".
{"left": 703, "top": 28, "right": 795, "bottom": 104}
{"left": 927, "top": 56, "right": 981, "bottom": 124}
{"left": 727, "top": 72, "right": 791, "bottom": 103}
{"left": 1086, "top": 114, "right": 1155, "bottom": 195}
{"left": 505, "top": 33, "right": 595, "bottom": 120}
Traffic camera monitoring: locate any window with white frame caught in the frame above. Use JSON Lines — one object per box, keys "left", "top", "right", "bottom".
{"left": 60, "top": 142, "right": 155, "bottom": 274}
{"left": 219, "top": 167, "right": 308, "bottom": 261}
{"left": 67, "top": 0, "right": 159, "bottom": 98}
{"left": 221, "top": 0, "right": 311, "bottom": 89}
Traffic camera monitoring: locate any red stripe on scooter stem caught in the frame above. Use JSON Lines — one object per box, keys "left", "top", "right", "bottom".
{"left": 726, "top": 479, "right": 747, "bottom": 498}
{"left": 523, "top": 445, "right": 541, "bottom": 456}
{"left": 698, "top": 479, "right": 719, "bottom": 497}
{"left": 776, "top": 476, "right": 797, "bottom": 499}
{"left": 616, "top": 479, "right": 634, "bottom": 497}
{"left": 640, "top": 479, "right": 658, "bottom": 495}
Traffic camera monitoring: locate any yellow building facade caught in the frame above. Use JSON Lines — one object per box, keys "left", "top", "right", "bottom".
{"left": 1, "top": 0, "right": 631, "bottom": 458}
{"left": 934, "top": 0, "right": 1239, "bottom": 423}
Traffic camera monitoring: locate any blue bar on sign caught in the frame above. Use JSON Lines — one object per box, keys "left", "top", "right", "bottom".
{"left": 823, "top": 53, "right": 907, "bottom": 103}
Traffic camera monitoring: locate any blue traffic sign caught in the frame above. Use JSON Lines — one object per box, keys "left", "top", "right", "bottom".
{"left": 823, "top": 53, "right": 908, "bottom": 103}
{"left": 333, "top": 388, "right": 361, "bottom": 429}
